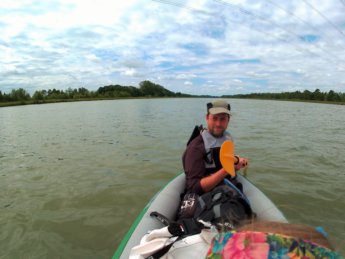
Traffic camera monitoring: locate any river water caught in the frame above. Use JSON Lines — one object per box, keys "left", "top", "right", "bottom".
{"left": 0, "top": 98, "right": 344, "bottom": 258}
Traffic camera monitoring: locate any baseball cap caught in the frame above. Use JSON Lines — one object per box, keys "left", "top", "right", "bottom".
{"left": 207, "top": 100, "right": 231, "bottom": 115}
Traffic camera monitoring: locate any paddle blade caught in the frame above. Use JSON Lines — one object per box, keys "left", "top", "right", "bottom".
{"left": 220, "top": 140, "right": 236, "bottom": 177}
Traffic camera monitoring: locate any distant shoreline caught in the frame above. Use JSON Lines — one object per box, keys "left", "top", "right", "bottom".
{"left": 230, "top": 97, "right": 345, "bottom": 106}
{"left": 1, "top": 96, "right": 344, "bottom": 108}
{"left": 0, "top": 96, "right": 195, "bottom": 108}
{"left": 1, "top": 82, "right": 344, "bottom": 107}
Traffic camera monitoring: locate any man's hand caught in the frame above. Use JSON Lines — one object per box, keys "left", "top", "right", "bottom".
{"left": 235, "top": 157, "right": 248, "bottom": 171}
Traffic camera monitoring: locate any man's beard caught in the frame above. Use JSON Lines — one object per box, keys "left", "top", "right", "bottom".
{"left": 209, "top": 128, "right": 225, "bottom": 137}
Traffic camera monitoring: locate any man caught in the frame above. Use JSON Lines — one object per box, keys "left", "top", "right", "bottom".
{"left": 182, "top": 99, "right": 248, "bottom": 195}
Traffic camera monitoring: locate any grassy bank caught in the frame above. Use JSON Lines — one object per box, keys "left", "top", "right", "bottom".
{"left": 0, "top": 99, "right": 91, "bottom": 107}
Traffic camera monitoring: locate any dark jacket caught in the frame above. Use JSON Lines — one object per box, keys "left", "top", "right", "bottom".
{"left": 182, "top": 134, "right": 233, "bottom": 195}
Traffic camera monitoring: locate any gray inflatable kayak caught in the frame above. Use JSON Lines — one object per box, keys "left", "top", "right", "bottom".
{"left": 113, "top": 173, "right": 287, "bottom": 259}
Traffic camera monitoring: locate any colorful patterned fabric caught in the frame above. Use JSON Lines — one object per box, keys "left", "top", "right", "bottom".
{"left": 206, "top": 231, "right": 342, "bottom": 259}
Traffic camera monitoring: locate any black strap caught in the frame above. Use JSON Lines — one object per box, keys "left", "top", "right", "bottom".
{"left": 178, "top": 218, "right": 204, "bottom": 235}
{"left": 147, "top": 212, "right": 207, "bottom": 258}
{"left": 150, "top": 211, "right": 171, "bottom": 226}
{"left": 151, "top": 211, "right": 205, "bottom": 236}
{"left": 186, "top": 125, "right": 203, "bottom": 146}
{"left": 145, "top": 219, "right": 205, "bottom": 258}
{"left": 167, "top": 222, "right": 184, "bottom": 236}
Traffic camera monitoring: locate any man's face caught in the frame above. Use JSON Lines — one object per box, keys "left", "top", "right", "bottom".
{"left": 206, "top": 113, "right": 230, "bottom": 137}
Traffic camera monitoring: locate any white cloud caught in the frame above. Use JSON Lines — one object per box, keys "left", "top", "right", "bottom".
{"left": 121, "top": 68, "right": 138, "bottom": 77}
{"left": 177, "top": 74, "right": 197, "bottom": 79}
{"left": 233, "top": 79, "right": 243, "bottom": 83}
{"left": 85, "top": 54, "right": 99, "bottom": 62}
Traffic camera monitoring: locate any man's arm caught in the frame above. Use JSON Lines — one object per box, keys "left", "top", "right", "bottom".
{"left": 200, "top": 168, "right": 228, "bottom": 192}
{"left": 183, "top": 136, "right": 211, "bottom": 195}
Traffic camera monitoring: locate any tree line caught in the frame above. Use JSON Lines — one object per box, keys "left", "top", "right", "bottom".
{"left": 1, "top": 83, "right": 344, "bottom": 105}
{"left": 222, "top": 89, "right": 345, "bottom": 103}
{"left": 0, "top": 81, "right": 191, "bottom": 104}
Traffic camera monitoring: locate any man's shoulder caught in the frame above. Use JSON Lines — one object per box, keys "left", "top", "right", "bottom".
{"left": 187, "top": 134, "right": 204, "bottom": 148}
{"left": 224, "top": 130, "right": 233, "bottom": 139}
{"left": 182, "top": 133, "right": 205, "bottom": 167}
{"left": 183, "top": 134, "right": 204, "bottom": 159}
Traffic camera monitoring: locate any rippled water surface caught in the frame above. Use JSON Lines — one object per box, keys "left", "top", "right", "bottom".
{"left": 1, "top": 98, "right": 344, "bottom": 258}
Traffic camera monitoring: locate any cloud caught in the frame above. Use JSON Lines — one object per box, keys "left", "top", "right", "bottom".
{"left": 0, "top": 0, "right": 345, "bottom": 95}
{"left": 121, "top": 68, "right": 139, "bottom": 77}
{"left": 232, "top": 79, "right": 243, "bottom": 84}
{"left": 176, "top": 74, "right": 197, "bottom": 80}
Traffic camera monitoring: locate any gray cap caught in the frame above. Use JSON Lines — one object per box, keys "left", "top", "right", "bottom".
{"left": 207, "top": 99, "right": 231, "bottom": 115}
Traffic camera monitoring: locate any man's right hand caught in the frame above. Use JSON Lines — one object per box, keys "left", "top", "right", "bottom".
{"left": 235, "top": 157, "right": 248, "bottom": 170}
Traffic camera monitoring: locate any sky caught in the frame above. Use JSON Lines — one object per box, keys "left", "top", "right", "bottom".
{"left": 1, "top": 0, "right": 345, "bottom": 96}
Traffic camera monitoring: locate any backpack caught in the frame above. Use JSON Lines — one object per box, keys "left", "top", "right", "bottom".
{"left": 193, "top": 185, "right": 252, "bottom": 230}
{"left": 186, "top": 124, "right": 204, "bottom": 146}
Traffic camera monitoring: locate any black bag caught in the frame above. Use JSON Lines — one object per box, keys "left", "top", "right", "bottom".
{"left": 193, "top": 185, "right": 252, "bottom": 230}
{"left": 177, "top": 193, "right": 199, "bottom": 220}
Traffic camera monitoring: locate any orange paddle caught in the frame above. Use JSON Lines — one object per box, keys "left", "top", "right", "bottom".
{"left": 220, "top": 140, "right": 236, "bottom": 177}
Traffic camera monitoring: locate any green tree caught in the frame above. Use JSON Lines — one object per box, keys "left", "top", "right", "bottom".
{"left": 47, "top": 88, "right": 68, "bottom": 99}
{"left": 326, "top": 90, "right": 341, "bottom": 102}
{"left": 139, "top": 80, "right": 175, "bottom": 97}
{"left": 96, "top": 84, "right": 142, "bottom": 97}
{"left": 77, "top": 87, "right": 90, "bottom": 98}
{"left": 313, "top": 89, "right": 324, "bottom": 101}
{"left": 10, "top": 88, "right": 30, "bottom": 101}
{"left": 65, "top": 87, "right": 73, "bottom": 98}
{"left": 302, "top": 90, "right": 312, "bottom": 100}
{"left": 32, "top": 90, "right": 47, "bottom": 102}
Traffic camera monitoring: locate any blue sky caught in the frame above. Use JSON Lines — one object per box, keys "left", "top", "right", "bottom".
{"left": 1, "top": 0, "right": 345, "bottom": 95}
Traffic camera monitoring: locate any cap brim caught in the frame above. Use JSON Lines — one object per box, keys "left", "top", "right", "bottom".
{"left": 209, "top": 107, "right": 231, "bottom": 115}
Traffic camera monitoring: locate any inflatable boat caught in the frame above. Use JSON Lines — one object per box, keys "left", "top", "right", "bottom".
{"left": 113, "top": 173, "right": 287, "bottom": 259}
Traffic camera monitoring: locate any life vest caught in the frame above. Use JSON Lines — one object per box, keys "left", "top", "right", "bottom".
{"left": 201, "top": 129, "right": 233, "bottom": 176}
{"left": 186, "top": 125, "right": 233, "bottom": 176}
